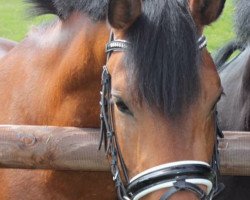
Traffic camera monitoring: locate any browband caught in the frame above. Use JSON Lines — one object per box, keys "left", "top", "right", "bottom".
{"left": 106, "top": 36, "right": 207, "bottom": 53}
{"left": 106, "top": 40, "right": 130, "bottom": 53}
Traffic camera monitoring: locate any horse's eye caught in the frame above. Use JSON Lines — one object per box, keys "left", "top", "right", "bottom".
{"left": 115, "top": 100, "right": 133, "bottom": 116}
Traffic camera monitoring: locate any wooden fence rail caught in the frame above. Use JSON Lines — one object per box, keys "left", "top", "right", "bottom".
{"left": 0, "top": 125, "right": 109, "bottom": 171}
{"left": 0, "top": 125, "right": 249, "bottom": 176}
{"left": 219, "top": 131, "right": 250, "bottom": 176}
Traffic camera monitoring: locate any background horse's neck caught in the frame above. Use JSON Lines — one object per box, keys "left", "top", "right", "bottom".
{"left": 242, "top": 47, "right": 250, "bottom": 91}
{"left": 218, "top": 47, "right": 250, "bottom": 131}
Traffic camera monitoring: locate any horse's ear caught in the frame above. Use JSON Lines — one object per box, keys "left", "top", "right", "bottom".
{"left": 108, "top": 0, "right": 142, "bottom": 30}
{"left": 189, "top": 0, "right": 226, "bottom": 26}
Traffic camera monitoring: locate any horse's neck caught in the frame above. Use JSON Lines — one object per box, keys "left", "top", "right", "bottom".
{"left": 236, "top": 47, "right": 250, "bottom": 130}
{"left": 220, "top": 47, "right": 250, "bottom": 89}
{"left": 242, "top": 46, "right": 250, "bottom": 91}
{"left": 30, "top": 13, "right": 109, "bottom": 83}
{"left": 0, "top": 38, "right": 17, "bottom": 59}
{"left": 34, "top": 14, "right": 110, "bottom": 127}
{"left": 218, "top": 46, "right": 250, "bottom": 130}
{"left": 0, "top": 14, "right": 109, "bottom": 127}
{"left": 45, "top": 14, "right": 109, "bottom": 95}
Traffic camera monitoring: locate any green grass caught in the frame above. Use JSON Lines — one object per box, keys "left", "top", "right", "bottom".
{"left": 0, "top": 0, "right": 53, "bottom": 41}
{"left": 205, "top": 0, "right": 235, "bottom": 52}
{"left": 0, "top": 0, "right": 234, "bottom": 52}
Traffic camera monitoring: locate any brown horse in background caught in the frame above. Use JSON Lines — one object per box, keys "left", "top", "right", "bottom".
{"left": 0, "top": 38, "right": 17, "bottom": 59}
{"left": 0, "top": 0, "right": 225, "bottom": 199}
{"left": 215, "top": 0, "right": 250, "bottom": 199}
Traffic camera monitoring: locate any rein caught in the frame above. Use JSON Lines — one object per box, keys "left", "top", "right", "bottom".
{"left": 99, "top": 33, "right": 224, "bottom": 200}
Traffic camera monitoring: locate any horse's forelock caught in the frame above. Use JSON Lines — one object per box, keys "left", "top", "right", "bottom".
{"left": 26, "top": 0, "right": 108, "bottom": 21}
{"left": 125, "top": 0, "right": 200, "bottom": 119}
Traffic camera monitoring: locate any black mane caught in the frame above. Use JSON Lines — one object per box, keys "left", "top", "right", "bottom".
{"left": 25, "top": 0, "right": 108, "bottom": 21}
{"left": 27, "top": 0, "right": 200, "bottom": 118}
{"left": 235, "top": 0, "right": 250, "bottom": 44}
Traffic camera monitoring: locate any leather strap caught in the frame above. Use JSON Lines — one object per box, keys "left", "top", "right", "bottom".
{"left": 160, "top": 181, "right": 207, "bottom": 200}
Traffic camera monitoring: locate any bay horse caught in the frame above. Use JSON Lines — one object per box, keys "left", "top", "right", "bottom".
{"left": 0, "top": 0, "right": 225, "bottom": 199}
{"left": 0, "top": 38, "right": 17, "bottom": 59}
{"left": 215, "top": 0, "right": 250, "bottom": 199}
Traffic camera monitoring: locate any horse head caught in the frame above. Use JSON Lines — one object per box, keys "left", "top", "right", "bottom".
{"left": 100, "top": 0, "right": 225, "bottom": 199}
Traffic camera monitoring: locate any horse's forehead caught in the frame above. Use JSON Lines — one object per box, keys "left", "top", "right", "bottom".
{"left": 109, "top": 54, "right": 134, "bottom": 94}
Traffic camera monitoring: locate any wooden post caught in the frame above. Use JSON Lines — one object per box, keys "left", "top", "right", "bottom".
{"left": 0, "top": 125, "right": 249, "bottom": 176}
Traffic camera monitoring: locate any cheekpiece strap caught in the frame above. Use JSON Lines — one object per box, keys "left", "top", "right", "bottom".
{"left": 160, "top": 181, "right": 207, "bottom": 200}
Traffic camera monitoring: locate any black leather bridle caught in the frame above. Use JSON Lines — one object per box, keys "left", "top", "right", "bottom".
{"left": 99, "top": 33, "right": 224, "bottom": 200}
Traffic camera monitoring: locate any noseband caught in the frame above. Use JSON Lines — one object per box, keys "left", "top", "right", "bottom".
{"left": 99, "top": 33, "right": 224, "bottom": 200}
